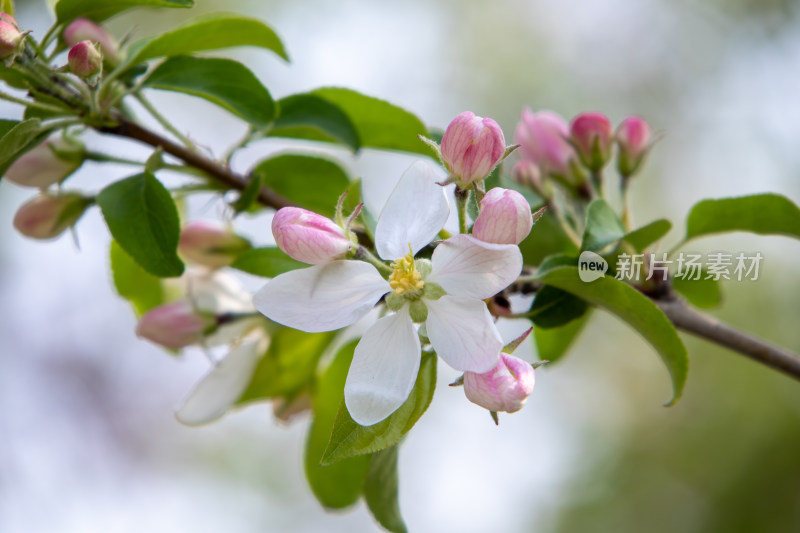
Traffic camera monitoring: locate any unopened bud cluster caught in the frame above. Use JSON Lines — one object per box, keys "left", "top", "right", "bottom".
{"left": 514, "top": 109, "right": 653, "bottom": 190}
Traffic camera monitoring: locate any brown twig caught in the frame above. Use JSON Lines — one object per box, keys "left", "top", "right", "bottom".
{"left": 655, "top": 293, "right": 800, "bottom": 381}
{"left": 99, "top": 116, "right": 294, "bottom": 210}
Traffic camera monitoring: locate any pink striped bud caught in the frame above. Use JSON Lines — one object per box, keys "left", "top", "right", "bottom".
{"left": 515, "top": 109, "right": 576, "bottom": 178}
{"left": 441, "top": 111, "right": 506, "bottom": 185}
{"left": 570, "top": 112, "right": 613, "bottom": 171}
{"left": 472, "top": 188, "right": 532, "bottom": 245}
{"left": 464, "top": 353, "right": 535, "bottom": 413}
{"left": 13, "top": 192, "right": 91, "bottom": 240}
{"left": 136, "top": 300, "right": 215, "bottom": 350}
{"left": 0, "top": 17, "right": 22, "bottom": 59}
{"left": 272, "top": 207, "right": 354, "bottom": 264}
{"left": 4, "top": 137, "right": 85, "bottom": 188}
{"left": 67, "top": 40, "right": 102, "bottom": 77}
{"left": 0, "top": 13, "right": 19, "bottom": 30}
{"left": 616, "top": 116, "right": 652, "bottom": 177}
{"left": 178, "top": 221, "right": 251, "bottom": 269}
{"left": 63, "top": 18, "right": 119, "bottom": 64}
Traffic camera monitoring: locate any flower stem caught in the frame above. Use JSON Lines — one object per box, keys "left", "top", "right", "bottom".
{"left": 455, "top": 186, "right": 470, "bottom": 234}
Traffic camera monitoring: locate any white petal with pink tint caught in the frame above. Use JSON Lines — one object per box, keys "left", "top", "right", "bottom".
{"left": 345, "top": 307, "right": 421, "bottom": 425}
{"left": 425, "top": 295, "right": 501, "bottom": 373}
{"left": 428, "top": 234, "right": 522, "bottom": 299}
{"left": 175, "top": 335, "right": 267, "bottom": 426}
{"left": 253, "top": 261, "right": 390, "bottom": 332}
{"left": 375, "top": 160, "right": 449, "bottom": 260}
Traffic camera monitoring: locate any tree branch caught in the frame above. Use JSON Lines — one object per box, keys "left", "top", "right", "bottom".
{"left": 655, "top": 293, "right": 800, "bottom": 381}
{"left": 99, "top": 116, "right": 294, "bottom": 210}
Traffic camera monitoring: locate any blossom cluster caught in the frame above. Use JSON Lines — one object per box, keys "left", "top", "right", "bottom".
{"left": 254, "top": 112, "right": 540, "bottom": 425}
{"left": 5, "top": 17, "right": 122, "bottom": 240}
{"left": 513, "top": 109, "right": 652, "bottom": 192}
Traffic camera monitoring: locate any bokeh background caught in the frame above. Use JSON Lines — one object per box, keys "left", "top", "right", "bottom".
{"left": 2, "top": 0, "right": 800, "bottom": 531}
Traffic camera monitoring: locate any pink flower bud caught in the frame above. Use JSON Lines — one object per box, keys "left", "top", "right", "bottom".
{"left": 0, "top": 18, "right": 22, "bottom": 59}
{"left": 67, "top": 40, "right": 102, "bottom": 77}
{"left": 464, "top": 353, "right": 535, "bottom": 413}
{"left": 4, "top": 137, "right": 85, "bottom": 188}
{"left": 136, "top": 300, "right": 215, "bottom": 350}
{"left": 472, "top": 188, "right": 533, "bottom": 245}
{"left": 272, "top": 207, "right": 353, "bottom": 264}
{"left": 0, "top": 13, "right": 19, "bottom": 29}
{"left": 616, "top": 116, "right": 652, "bottom": 177}
{"left": 12, "top": 192, "right": 91, "bottom": 240}
{"left": 512, "top": 161, "right": 542, "bottom": 190}
{"left": 440, "top": 111, "right": 506, "bottom": 185}
{"left": 178, "top": 221, "right": 251, "bottom": 269}
{"left": 514, "top": 109, "right": 576, "bottom": 178}
{"left": 63, "top": 18, "right": 119, "bottom": 64}
{"left": 570, "top": 112, "right": 613, "bottom": 171}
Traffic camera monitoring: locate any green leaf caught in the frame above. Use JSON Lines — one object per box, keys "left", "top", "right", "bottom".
{"left": 305, "top": 341, "right": 371, "bottom": 509}
{"left": 143, "top": 55, "right": 275, "bottom": 129}
{"left": 535, "top": 266, "right": 688, "bottom": 405}
{"left": 128, "top": 12, "right": 288, "bottom": 64}
{"left": 519, "top": 212, "right": 579, "bottom": 265}
{"left": 322, "top": 352, "right": 436, "bottom": 465}
{"left": 109, "top": 240, "right": 165, "bottom": 316}
{"left": 684, "top": 193, "right": 800, "bottom": 242}
{"left": 270, "top": 94, "right": 360, "bottom": 151}
{"left": 534, "top": 311, "right": 591, "bottom": 364}
{"left": 97, "top": 172, "right": 184, "bottom": 277}
{"left": 624, "top": 218, "right": 672, "bottom": 253}
{"left": 529, "top": 285, "right": 589, "bottom": 329}
{"left": 582, "top": 198, "right": 626, "bottom": 252}
{"left": 672, "top": 274, "right": 722, "bottom": 309}
{"left": 309, "top": 88, "right": 429, "bottom": 155}
{"left": 230, "top": 247, "right": 305, "bottom": 278}
{"left": 238, "top": 328, "right": 335, "bottom": 403}
{"left": 56, "top": 0, "right": 192, "bottom": 24}
{"left": 363, "top": 447, "right": 408, "bottom": 533}
{"left": 251, "top": 154, "right": 350, "bottom": 217}
{"left": 0, "top": 118, "right": 41, "bottom": 169}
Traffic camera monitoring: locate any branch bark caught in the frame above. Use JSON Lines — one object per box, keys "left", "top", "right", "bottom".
{"left": 100, "top": 116, "right": 294, "bottom": 210}
{"left": 655, "top": 294, "right": 800, "bottom": 381}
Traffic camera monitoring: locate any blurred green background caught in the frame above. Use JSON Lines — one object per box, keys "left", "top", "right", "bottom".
{"left": 1, "top": 0, "right": 799, "bottom": 532}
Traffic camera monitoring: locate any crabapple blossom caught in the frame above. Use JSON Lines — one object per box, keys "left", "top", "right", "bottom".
{"left": 440, "top": 111, "right": 506, "bottom": 186}
{"left": 68, "top": 40, "right": 102, "bottom": 77}
{"left": 515, "top": 109, "right": 576, "bottom": 178}
{"left": 472, "top": 187, "right": 533, "bottom": 245}
{"left": 463, "top": 353, "right": 535, "bottom": 413}
{"left": 178, "top": 220, "right": 251, "bottom": 269}
{"left": 136, "top": 300, "right": 214, "bottom": 350}
{"left": 4, "top": 137, "right": 85, "bottom": 188}
{"left": 63, "top": 17, "right": 119, "bottom": 64}
{"left": 0, "top": 16, "right": 22, "bottom": 58}
{"left": 254, "top": 160, "right": 523, "bottom": 425}
{"left": 570, "top": 112, "right": 613, "bottom": 171}
{"left": 616, "top": 116, "right": 652, "bottom": 177}
{"left": 12, "top": 192, "right": 91, "bottom": 239}
{"left": 272, "top": 207, "right": 355, "bottom": 264}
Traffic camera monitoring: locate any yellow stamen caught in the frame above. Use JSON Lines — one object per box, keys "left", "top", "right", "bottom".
{"left": 389, "top": 251, "right": 424, "bottom": 296}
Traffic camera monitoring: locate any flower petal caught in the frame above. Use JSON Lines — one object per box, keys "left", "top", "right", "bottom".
{"left": 253, "top": 261, "right": 390, "bottom": 332}
{"left": 428, "top": 234, "right": 522, "bottom": 299}
{"left": 344, "top": 307, "right": 421, "bottom": 425}
{"left": 425, "top": 295, "right": 501, "bottom": 373}
{"left": 175, "top": 335, "right": 267, "bottom": 426}
{"left": 375, "top": 160, "right": 449, "bottom": 260}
